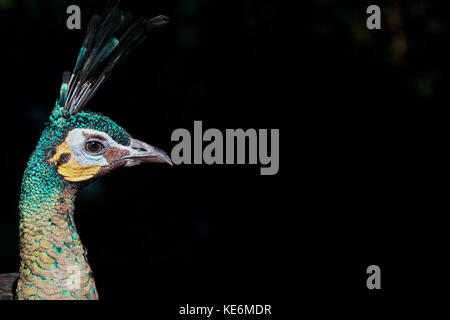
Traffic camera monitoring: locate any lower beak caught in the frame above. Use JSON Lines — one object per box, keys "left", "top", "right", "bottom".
{"left": 123, "top": 138, "right": 173, "bottom": 167}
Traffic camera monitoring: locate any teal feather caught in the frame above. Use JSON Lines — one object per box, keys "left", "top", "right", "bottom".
{"left": 73, "top": 47, "right": 87, "bottom": 74}
{"left": 90, "top": 37, "right": 120, "bottom": 73}
{"left": 58, "top": 71, "right": 70, "bottom": 105}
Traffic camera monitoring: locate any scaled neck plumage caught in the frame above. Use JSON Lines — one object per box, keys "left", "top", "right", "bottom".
{"left": 17, "top": 127, "right": 98, "bottom": 300}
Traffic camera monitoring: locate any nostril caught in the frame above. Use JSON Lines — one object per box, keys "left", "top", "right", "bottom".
{"left": 130, "top": 139, "right": 153, "bottom": 153}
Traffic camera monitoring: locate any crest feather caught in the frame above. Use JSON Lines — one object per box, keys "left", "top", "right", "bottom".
{"left": 58, "top": 1, "right": 169, "bottom": 115}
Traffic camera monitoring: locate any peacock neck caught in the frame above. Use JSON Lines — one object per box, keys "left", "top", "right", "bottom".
{"left": 17, "top": 129, "right": 98, "bottom": 300}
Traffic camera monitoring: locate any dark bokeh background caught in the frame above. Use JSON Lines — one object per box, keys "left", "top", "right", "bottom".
{"left": 0, "top": 0, "right": 445, "bottom": 308}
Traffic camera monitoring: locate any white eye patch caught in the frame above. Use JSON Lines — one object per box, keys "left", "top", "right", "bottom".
{"left": 66, "top": 128, "right": 122, "bottom": 167}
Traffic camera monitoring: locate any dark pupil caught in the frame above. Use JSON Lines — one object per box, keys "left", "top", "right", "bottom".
{"left": 87, "top": 141, "right": 102, "bottom": 153}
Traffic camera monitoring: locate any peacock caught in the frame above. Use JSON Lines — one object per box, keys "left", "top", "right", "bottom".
{"left": 0, "top": 2, "right": 170, "bottom": 300}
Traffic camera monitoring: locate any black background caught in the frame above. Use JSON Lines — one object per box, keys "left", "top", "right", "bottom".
{"left": 0, "top": 0, "right": 445, "bottom": 313}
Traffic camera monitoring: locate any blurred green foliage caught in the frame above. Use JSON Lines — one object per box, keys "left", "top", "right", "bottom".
{"left": 314, "top": 0, "right": 448, "bottom": 101}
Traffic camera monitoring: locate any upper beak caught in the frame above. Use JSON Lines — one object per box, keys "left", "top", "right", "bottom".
{"left": 123, "top": 138, "right": 173, "bottom": 167}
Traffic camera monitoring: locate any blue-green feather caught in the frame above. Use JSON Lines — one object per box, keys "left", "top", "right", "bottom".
{"left": 73, "top": 47, "right": 87, "bottom": 74}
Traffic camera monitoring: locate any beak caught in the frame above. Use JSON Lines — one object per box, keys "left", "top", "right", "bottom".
{"left": 123, "top": 138, "right": 173, "bottom": 167}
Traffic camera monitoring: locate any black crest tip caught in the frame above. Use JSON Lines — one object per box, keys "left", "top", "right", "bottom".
{"left": 146, "top": 15, "right": 169, "bottom": 29}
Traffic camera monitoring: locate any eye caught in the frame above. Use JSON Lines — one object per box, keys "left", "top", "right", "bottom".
{"left": 85, "top": 141, "right": 105, "bottom": 154}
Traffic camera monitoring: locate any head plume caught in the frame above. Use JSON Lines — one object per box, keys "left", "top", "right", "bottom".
{"left": 52, "top": 1, "right": 168, "bottom": 124}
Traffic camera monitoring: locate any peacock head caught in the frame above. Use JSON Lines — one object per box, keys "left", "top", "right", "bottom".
{"left": 34, "top": 7, "right": 171, "bottom": 184}
{"left": 45, "top": 105, "right": 172, "bottom": 183}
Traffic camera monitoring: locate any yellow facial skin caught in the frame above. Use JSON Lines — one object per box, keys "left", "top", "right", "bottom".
{"left": 49, "top": 142, "right": 101, "bottom": 182}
